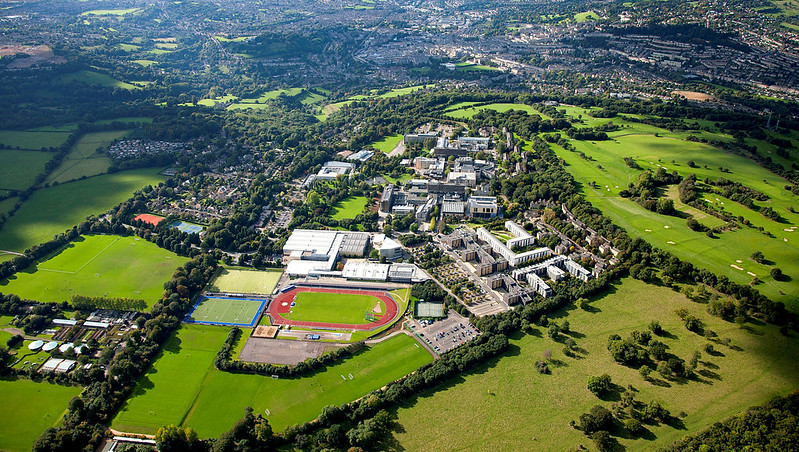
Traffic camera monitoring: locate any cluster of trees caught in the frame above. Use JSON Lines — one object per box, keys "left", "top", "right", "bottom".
{"left": 215, "top": 327, "right": 368, "bottom": 378}
{"left": 665, "top": 391, "right": 799, "bottom": 451}
{"left": 70, "top": 295, "right": 146, "bottom": 311}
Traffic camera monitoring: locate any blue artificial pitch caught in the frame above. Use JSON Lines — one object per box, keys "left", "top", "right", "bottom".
{"left": 170, "top": 220, "right": 205, "bottom": 234}
{"left": 184, "top": 295, "right": 269, "bottom": 327}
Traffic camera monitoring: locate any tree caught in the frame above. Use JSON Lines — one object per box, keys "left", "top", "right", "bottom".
{"left": 155, "top": 425, "right": 199, "bottom": 452}
{"left": 578, "top": 405, "right": 613, "bottom": 434}
{"left": 640, "top": 364, "right": 652, "bottom": 380}
{"left": 548, "top": 323, "right": 560, "bottom": 341}
{"left": 587, "top": 374, "right": 613, "bottom": 396}
{"left": 771, "top": 267, "right": 784, "bottom": 281}
{"left": 750, "top": 251, "right": 765, "bottom": 263}
{"left": 624, "top": 418, "right": 644, "bottom": 435}
{"left": 648, "top": 320, "right": 663, "bottom": 335}
{"left": 592, "top": 430, "right": 614, "bottom": 452}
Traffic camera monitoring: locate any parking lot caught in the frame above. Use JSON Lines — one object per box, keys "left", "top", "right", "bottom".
{"left": 407, "top": 311, "right": 480, "bottom": 355}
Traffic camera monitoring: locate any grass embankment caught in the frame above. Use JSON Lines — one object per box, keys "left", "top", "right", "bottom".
{"left": 0, "top": 235, "right": 188, "bottom": 308}
{"left": 393, "top": 278, "right": 799, "bottom": 451}
{"left": 111, "top": 324, "right": 432, "bottom": 436}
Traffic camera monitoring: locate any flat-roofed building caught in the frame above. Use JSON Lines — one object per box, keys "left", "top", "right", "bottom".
{"left": 467, "top": 196, "right": 499, "bottom": 219}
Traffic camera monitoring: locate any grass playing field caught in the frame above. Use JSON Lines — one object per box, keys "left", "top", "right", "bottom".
{"left": 187, "top": 297, "right": 266, "bottom": 326}
{"left": 545, "top": 111, "right": 799, "bottom": 309}
{"left": 369, "top": 134, "right": 403, "bottom": 153}
{"left": 330, "top": 196, "right": 369, "bottom": 220}
{"left": 0, "top": 168, "right": 165, "bottom": 253}
{"left": 207, "top": 267, "right": 282, "bottom": 294}
{"left": 46, "top": 130, "right": 129, "bottom": 184}
{"left": 0, "top": 130, "right": 71, "bottom": 150}
{"left": 0, "top": 150, "right": 54, "bottom": 190}
{"left": 0, "top": 235, "right": 187, "bottom": 308}
{"left": 392, "top": 278, "right": 799, "bottom": 451}
{"left": 284, "top": 291, "right": 386, "bottom": 324}
{"left": 111, "top": 324, "right": 433, "bottom": 436}
{"left": 0, "top": 379, "right": 82, "bottom": 452}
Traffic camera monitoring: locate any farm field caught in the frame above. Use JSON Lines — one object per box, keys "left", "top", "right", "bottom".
{"left": 46, "top": 130, "right": 129, "bottom": 184}
{"left": 0, "top": 150, "right": 54, "bottom": 190}
{"left": 284, "top": 291, "right": 386, "bottom": 324}
{"left": 393, "top": 278, "right": 799, "bottom": 451}
{"left": 57, "top": 70, "right": 140, "bottom": 90}
{"left": 0, "top": 168, "right": 165, "bottom": 253}
{"left": 546, "top": 117, "right": 799, "bottom": 308}
{"left": 0, "top": 130, "right": 71, "bottom": 150}
{"left": 0, "top": 379, "right": 82, "bottom": 452}
{"left": 330, "top": 196, "right": 369, "bottom": 220}
{"left": 0, "top": 234, "right": 187, "bottom": 308}
{"left": 369, "top": 134, "right": 403, "bottom": 153}
{"left": 93, "top": 117, "right": 153, "bottom": 125}
{"left": 112, "top": 325, "right": 432, "bottom": 436}
{"left": 207, "top": 267, "right": 283, "bottom": 294}
{"left": 445, "top": 103, "right": 541, "bottom": 119}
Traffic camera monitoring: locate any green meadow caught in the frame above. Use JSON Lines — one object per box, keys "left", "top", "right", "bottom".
{"left": 111, "top": 325, "right": 433, "bottom": 436}
{"left": 0, "top": 235, "right": 187, "bottom": 308}
{"left": 330, "top": 196, "right": 369, "bottom": 220}
{"left": 0, "top": 379, "right": 82, "bottom": 452}
{"left": 0, "top": 168, "right": 165, "bottom": 253}
{"left": 446, "top": 103, "right": 542, "bottom": 119}
{"left": 369, "top": 134, "right": 403, "bottom": 153}
{"left": 393, "top": 278, "right": 799, "bottom": 451}
{"left": 545, "top": 112, "right": 799, "bottom": 308}
{"left": 0, "top": 150, "right": 54, "bottom": 190}
{"left": 46, "top": 130, "right": 129, "bottom": 184}
{"left": 0, "top": 130, "right": 71, "bottom": 150}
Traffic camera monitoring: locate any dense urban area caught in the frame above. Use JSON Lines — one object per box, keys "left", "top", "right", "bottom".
{"left": 0, "top": 0, "right": 798, "bottom": 451}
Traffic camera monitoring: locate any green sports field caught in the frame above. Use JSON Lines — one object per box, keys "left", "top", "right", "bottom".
{"left": 0, "top": 235, "right": 187, "bottom": 308}
{"left": 284, "top": 291, "right": 386, "bottom": 324}
{"left": 330, "top": 196, "right": 369, "bottom": 220}
{"left": 0, "top": 168, "right": 165, "bottom": 253}
{"left": 207, "top": 267, "right": 282, "bottom": 294}
{"left": 393, "top": 278, "right": 799, "bottom": 451}
{"left": 0, "top": 379, "right": 82, "bottom": 452}
{"left": 46, "top": 130, "right": 129, "bottom": 184}
{"left": 111, "top": 324, "right": 433, "bottom": 436}
{"left": 0, "top": 149, "right": 54, "bottom": 190}
{"left": 188, "top": 297, "right": 264, "bottom": 325}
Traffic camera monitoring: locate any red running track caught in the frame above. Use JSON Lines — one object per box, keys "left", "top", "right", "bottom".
{"left": 268, "top": 287, "right": 399, "bottom": 331}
